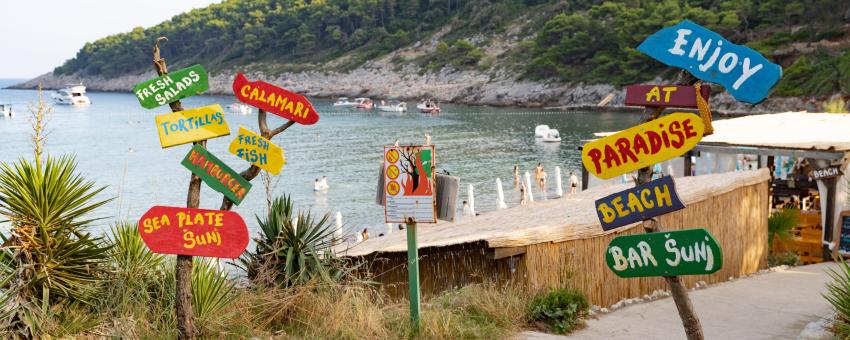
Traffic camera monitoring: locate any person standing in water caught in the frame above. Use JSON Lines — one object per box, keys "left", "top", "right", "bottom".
{"left": 535, "top": 163, "right": 543, "bottom": 184}
{"left": 513, "top": 165, "right": 520, "bottom": 188}
{"left": 519, "top": 182, "right": 527, "bottom": 206}
{"left": 539, "top": 169, "right": 547, "bottom": 197}
{"left": 569, "top": 171, "right": 579, "bottom": 194}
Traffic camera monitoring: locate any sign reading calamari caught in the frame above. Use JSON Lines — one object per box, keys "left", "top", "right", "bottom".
{"left": 232, "top": 73, "right": 319, "bottom": 125}
{"left": 133, "top": 64, "right": 209, "bottom": 109}
{"left": 154, "top": 104, "right": 230, "bottom": 148}
{"left": 181, "top": 144, "right": 252, "bottom": 205}
{"left": 596, "top": 176, "right": 685, "bottom": 231}
{"left": 624, "top": 85, "right": 710, "bottom": 108}
{"left": 137, "top": 206, "right": 249, "bottom": 258}
{"left": 606, "top": 228, "right": 723, "bottom": 277}
{"left": 227, "top": 127, "right": 285, "bottom": 175}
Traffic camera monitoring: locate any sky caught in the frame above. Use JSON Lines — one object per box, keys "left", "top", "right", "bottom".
{"left": 0, "top": 0, "right": 221, "bottom": 79}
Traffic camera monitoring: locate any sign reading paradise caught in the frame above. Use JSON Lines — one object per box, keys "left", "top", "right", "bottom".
{"left": 232, "top": 73, "right": 319, "bottom": 125}
{"left": 181, "top": 144, "right": 252, "bottom": 205}
{"left": 582, "top": 112, "right": 704, "bottom": 179}
{"left": 228, "top": 126, "right": 285, "bottom": 175}
{"left": 133, "top": 64, "right": 209, "bottom": 109}
{"left": 137, "top": 206, "right": 249, "bottom": 258}
{"left": 624, "top": 85, "right": 710, "bottom": 108}
{"left": 155, "top": 104, "right": 230, "bottom": 148}
{"left": 606, "top": 228, "right": 722, "bottom": 278}
{"left": 638, "top": 20, "right": 782, "bottom": 104}
{"left": 596, "top": 176, "right": 686, "bottom": 231}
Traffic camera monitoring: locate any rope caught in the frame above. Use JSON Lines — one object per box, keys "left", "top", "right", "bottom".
{"left": 695, "top": 83, "right": 714, "bottom": 136}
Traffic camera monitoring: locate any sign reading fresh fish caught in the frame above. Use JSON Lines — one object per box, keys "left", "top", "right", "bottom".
{"left": 181, "top": 144, "right": 252, "bottom": 205}
{"left": 154, "top": 104, "right": 230, "bottom": 148}
{"left": 606, "top": 228, "right": 723, "bottom": 278}
{"left": 624, "top": 85, "right": 710, "bottom": 108}
{"left": 133, "top": 64, "right": 209, "bottom": 109}
{"left": 227, "top": 126, "right": 285, "bottom": 175}
{"left": 137, "top": 206, "right": 249, "bottom": 258}
{"left": 232, "top": 73, "right": 319, "bottom": 125}
{"left": 596, "top": 176, "right": 685, "bottom": 231}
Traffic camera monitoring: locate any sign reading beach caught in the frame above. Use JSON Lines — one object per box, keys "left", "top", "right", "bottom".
{"left": 181, "top": 144, "right": 252, "bottom": 205}
{"left": 624, "top": 85, "right": 710, "bottom": 108}
{"left": 638, "top": 20, "right": 782, "bottom": 104}
{"left": 596, "top": 176, "right": 685, "bottom": 231}
{"left": 154, "top": 104, "right": 230, "bottom": 148}
{"left": 133, "top": 64, "right": 209, "bottom": 109}
{"left": 228, "top": 127, "right": 285, "bottom": 175}
{"left": 606, "top": 228, "right": 722, "bottom": 278}
{"left": 137, "top": 206, "right": 249, "bottom": 258}
{"left": 582, "top": 112, "right": 704, "bottom": 179}
{"left": 232, "top": 73, "right": 319, "bottom": 125}
{"left": 384, "top": 146, "right": 437, "bottom": 223}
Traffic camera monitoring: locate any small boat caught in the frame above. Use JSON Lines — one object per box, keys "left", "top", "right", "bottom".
{"left": 418, "top": 99, "right": 440, "bottom": 113}
{"left": 542, "top": 129, "right": 561, "bottom": 143}
{"left": 355, "top": 98, "right": 374, "bottom": 109}
{"left": 227, "top": 102, "right": 252, "bottom": 115}
{"left": 534, "top": 125, "right": 550, "bottom": 138}
{"left": 377, "top": 100, "right": 407, "bottom": 112}
{"left": 52, "top": 84, "right": 91, "bottom": 105}
{"left": 0, "top": 104, "right": 14, "bottom": 117}
{"left": 333, "top": 97, "right": 357, "bottom": 107}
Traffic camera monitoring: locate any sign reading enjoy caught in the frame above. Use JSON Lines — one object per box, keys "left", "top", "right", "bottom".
{"left": 582, "top": 112, "right": 704, "bottom": 179}
{"left": 606, "top": 228, "right": 722, "bottom": 278}
{"left": 137, "top": 206, "right": 249, "bottom": 258}
{"left": 232, "top": 73, "right": 319, "bottom": 125}
{"left": 596, "top": 176, "right": 685, "bottom": 231}
{"left": 624, "top": 85, "right": 710, "bottom": 108}
{"left": 133, "top": 64, "right": 209, "bottom": 109}
{"left": 154, "top": 104, "right": 230, "bottom": 148}
{"left": 181, "top": 144, "right": 252, "bottom": 205}
{"left": 638, "top": 20, "right": 782, "bottom": 104}
{"left": 228, "top": 127, "right": 285, "bottom": 175}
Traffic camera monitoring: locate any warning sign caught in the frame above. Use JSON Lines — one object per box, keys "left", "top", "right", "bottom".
{"left": 383, "top": 145, "right": 437, "bottom": 223}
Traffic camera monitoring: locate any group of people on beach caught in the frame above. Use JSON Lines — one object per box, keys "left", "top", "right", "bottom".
{"left": 513, "top": 163, "right": 578, "bottom": 205}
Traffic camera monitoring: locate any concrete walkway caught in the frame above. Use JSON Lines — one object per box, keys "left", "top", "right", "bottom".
{"left": 525, "top": 263, "right": 838, "bottom": 340}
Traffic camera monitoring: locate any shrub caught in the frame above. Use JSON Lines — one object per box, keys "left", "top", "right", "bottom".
{"left": 768, "top": 208, "right": 799, "bottom": 250}
{"left": 768, "top": 251, "right": 799, "bottom": 267}
{"left": 823, "top": 256, "right": 850, "bottom": 338}
{"left": 527, "top": 288, "right": 588, "bottom": 334}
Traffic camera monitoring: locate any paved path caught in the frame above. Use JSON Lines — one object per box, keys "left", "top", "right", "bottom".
{"left": 524, "top": 263, "right": 838, "bottom": 339}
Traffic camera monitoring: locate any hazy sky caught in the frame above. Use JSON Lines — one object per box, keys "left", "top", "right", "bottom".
{"left": 0, "top": 0, "right": 221, "bottom": 79}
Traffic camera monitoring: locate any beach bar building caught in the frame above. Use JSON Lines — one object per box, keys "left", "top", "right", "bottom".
{"left": 344, "top": 170, "right": 769, "bottom": 307}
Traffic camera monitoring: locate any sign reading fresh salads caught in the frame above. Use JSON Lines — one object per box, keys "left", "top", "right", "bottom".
{"left": 133, "top": 64, "right": 209, "bottom": 109}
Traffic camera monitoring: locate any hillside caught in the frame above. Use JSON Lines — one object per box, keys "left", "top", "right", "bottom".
{"left": 15, "top": 0, "right": 850, "bottom": 111}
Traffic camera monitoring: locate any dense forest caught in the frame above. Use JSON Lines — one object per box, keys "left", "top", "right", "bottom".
{"left": 54, "top": 0, "right": 850, "bottom": 97}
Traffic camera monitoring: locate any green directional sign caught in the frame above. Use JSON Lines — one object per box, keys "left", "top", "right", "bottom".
{"left": 133, "top": 64, "right": 209, "bottom": 109}
{"left": 181, "top": 144, "right": 251, "bottom": 205}
{"left": 606, "top": 228, "right": 722, "bottom": 278}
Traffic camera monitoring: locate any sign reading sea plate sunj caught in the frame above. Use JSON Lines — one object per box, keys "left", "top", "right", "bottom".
{"left": 181, "top": 144, "right": 252, "bottom": 205}
{"left": 228, "top": 127, "right": 285, "bottom": 175}
{"left": 137, "top": 206, "right": 249, "bottom": 258}
{"left": 133, "top": 64, "right": 209, "bottom": 109}
{"left": 638, "top": 20, "right": 782, "bottom": 104}
{"left": 232, "top": 73, "right": 319, "bottom": 125}
{"left": 154, "top": 104, "right": 230, "bottom": 148}
{"left": 582, "top": 112, "right": 704, "bottom": 180}
{"left": 606, "top": 228, "right": 723, "bottom": 278}
{"left": 596, "top": 176, "right": 685, "bottom": 232}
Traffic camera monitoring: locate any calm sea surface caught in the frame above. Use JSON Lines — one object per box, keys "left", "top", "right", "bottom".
{"left": 0, "top": 79, "right": 642, "bottom": 236}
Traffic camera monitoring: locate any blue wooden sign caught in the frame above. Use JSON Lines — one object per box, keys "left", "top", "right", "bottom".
{"left": 595, "top": 176, "right": 686, "bottom": 231}
{"left": 638, "top": 20, "right": 782, "bottom": 104}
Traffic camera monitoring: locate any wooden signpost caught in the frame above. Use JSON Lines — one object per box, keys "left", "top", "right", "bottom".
{"left": 596, "top": 176, "right": 686, "bottom": 231}
{"left": 606, "top": 228, "right": 722, "bottom": 278}
{"left": 138, "top": 206, "right": 249, "bottom": 258}
{"left": 155, "top": 104, "right": 230, "bottom": 148}
{"left": 133, "top": 64, "right": 209, "bottom": 109}
{"left": 232, "top": 73, "right": 319, "bottom": 125}
{"left": 228, "top": 126, "right": 286, "bottom": 175}
{"left": 181, "top": 144, "right": 252, "bottom": 205}
{"left": 624, "top": 85, "right": 710, "bottom": 108}
{"left": 810, "top": 165, "right": 843, "bottom": 181}
{"left": 582, "top": 112, "right": 704, "bottom": 179}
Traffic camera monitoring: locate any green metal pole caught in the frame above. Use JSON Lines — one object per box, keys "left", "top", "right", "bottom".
{"left": 406, "top": 217, "right": 421, "bottom": 333}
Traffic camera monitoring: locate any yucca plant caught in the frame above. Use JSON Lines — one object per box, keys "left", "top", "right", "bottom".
{"left": 0, "top": 156, "right": 111, "bottom": 337}
{"left": 768, "top": 208, "right": 799, "bottom": 250}
{"left": 824, "top": 256, "right": 850, "bottom": 338}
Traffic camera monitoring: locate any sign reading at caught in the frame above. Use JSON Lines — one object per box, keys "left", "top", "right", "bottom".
{"left": 596, "top": 176, "right": 686, "bottom": 231}
{"left": 606, "top": 228, "right": 722, "bottom": 277}
{"left": 810, "top": 165, "right": 843, "bottom": 181}
{"left": 638, "top": 20, "right": 782, "bottom": 104}
{"left": 582, "top": 112, "right": 704, "bottom": 179}
{"left": 624, "top": 85, "right": 710, "bottom": 108}
{"left": 232, "top": 73, "right": 319, "bottom": 125}
{"left": 227, "top": 127, "right": 285, "bottom": 175}
{"left": 384, "top": 146, "right": 437, "bottom": 223}
{"left": 133, "top": 64, "right": 209, "bottom": 109}
{"left": 154, "top": 104, "right": 230, "bottom": 148}
{"left": 137, "top": 206, "right": 249, "bottom": 258}
{"left": 181, "top": 144, "right": 252, "bottom": 205}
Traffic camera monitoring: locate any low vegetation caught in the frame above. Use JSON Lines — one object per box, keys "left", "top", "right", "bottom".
{"left": 824, "top": 257, "right": 850, "bottom": 338}
{"left": 527, "top": 288, "right": 589, "bottom": 334}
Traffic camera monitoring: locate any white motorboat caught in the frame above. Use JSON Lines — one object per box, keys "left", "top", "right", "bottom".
{"left": 0, "top": 104, "right": 14, "bottom": 117}
{"left": 227, "top": 102, "right": 252, "bottom": 115}
{"left": 542, "top": 129, "right": 561, "bottom": 143}
{"left": 534, "top": 124, "right": 550, "bottom": 138}
{"left": 52, "top": 84, "right": 91, "bottom": 105}
{"left": 355, "top": 98, "right": 374, "bottom": 109}
{"left": 377, "top": 100, "right": 407, "bottom": 112}
{"left": 333, "top": 97, "right": 357, "bottom": 107}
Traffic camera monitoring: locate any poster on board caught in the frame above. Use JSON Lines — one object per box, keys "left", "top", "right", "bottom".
{"left": 383, "top": 145, "right": 437, "bottom": 224}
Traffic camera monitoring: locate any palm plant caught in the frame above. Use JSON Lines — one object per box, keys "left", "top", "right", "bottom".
{"left": 0, "top": 156, "right": 111, "bottom": 337}
{"left": 768, "top": 208, "right": 799, "bottom": 250}
{"left": 824, "top": 256, "right": 850, "bottom": 338}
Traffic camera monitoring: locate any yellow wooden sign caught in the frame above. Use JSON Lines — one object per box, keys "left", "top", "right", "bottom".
{"left": 228, "top": 126, "right": 285, "bottom": 175}
{"left": 582, "top": 112, "right": 704, "bottom": 179}
{"left": 154, "top": 104, "right": 230, "bottom": 148}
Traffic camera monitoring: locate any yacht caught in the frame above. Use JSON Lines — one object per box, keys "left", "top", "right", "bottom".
{"left": 52, "top": 84, "right": 91, "bottom": 105}
{"left": 227, "top": 102, "right": 252, "bottom": 115}
{"left": 377, "top": 100, "right": 407, "bottom": 112}
{"left": 418, "top": 99, "right": 440, "bottom": 113}
{"left": 534, "top": 125, "right": 550, "bottom": 138}
{"left": 542, "top": 129, "right": 562, "bottom": 143}
{"left": 333, "top": 97, "right": 357, "bottom": 107}
{"left": 355, "top": 98, "right": 374, "bottom": 109}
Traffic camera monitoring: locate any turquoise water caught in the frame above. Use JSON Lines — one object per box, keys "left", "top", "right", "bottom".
{"left": 0, "top": 79, "right": 642, "bottom": 236}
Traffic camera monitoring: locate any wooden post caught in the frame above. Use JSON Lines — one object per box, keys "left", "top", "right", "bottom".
{"left": 406, "top": 217, "right": 421, "bottom": 333}
{"left": 152, "top": 37, "right": 197, "bottom": 340}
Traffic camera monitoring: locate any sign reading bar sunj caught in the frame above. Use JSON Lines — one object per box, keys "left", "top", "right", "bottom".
{"left": 137, "top": 206, "right": 249, "bottom": 258}
{"left": 232, "top": 73, "right": 319, "bottom": 125}
{"left": 384, "top": 145, "right": 437, "bottom": 223}
{"left": 606, "top": 228, "right": 723, "bottom": 278}
{"left": 154, "top": 104, "right": 230, "bottom": 148}
{"left": 133, "top": 64, "right": 209, "bottom": 109}
{"left": 596, "top": 176, "right": 685, "bottom": 231}
{"left": 181, "top": 144, "right": 252, "bottom": 205}
{"left": 624, "top": 85, "right": 710, "bottom": 108}
{"left": 228, "top": 126, "right": 285, "bottom": 175}
{"left": 582, "top": 112, "right": 704, "bottom": 179}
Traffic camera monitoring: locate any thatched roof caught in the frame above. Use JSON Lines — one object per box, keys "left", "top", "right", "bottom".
{"left": 342, "top": 169, "right": 769, "bottom": 257}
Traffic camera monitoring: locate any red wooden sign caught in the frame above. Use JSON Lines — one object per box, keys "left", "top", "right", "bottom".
{"left": 232, "top": 73, "right": 319, "bottom": 125}
{"left": 624, "top": 85, "right": 710, "bottom": 108}
{"left": 137, "top": 206, "right": 249, "bottom": 258}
